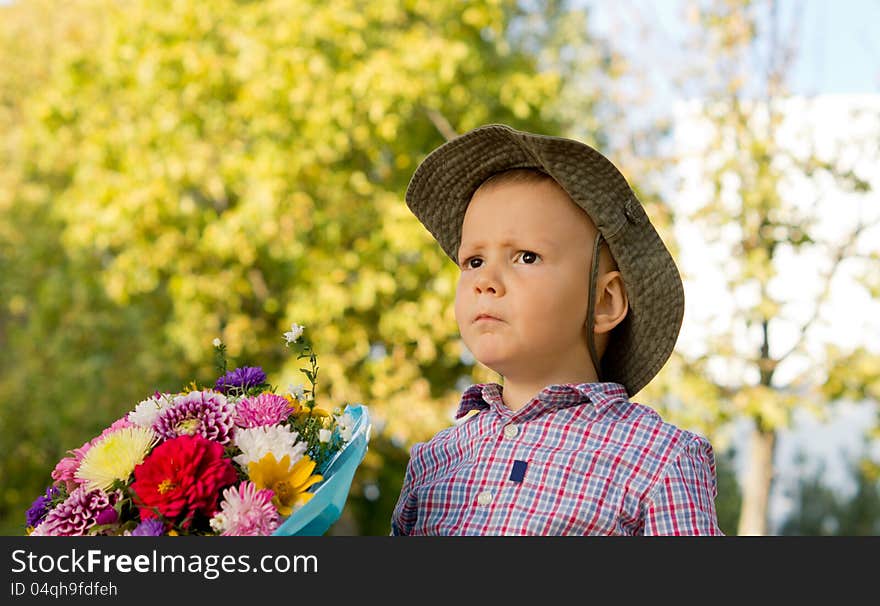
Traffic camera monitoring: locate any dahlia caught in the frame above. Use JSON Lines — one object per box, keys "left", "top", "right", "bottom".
{"left": 130, "top": 435, "right": 238, "bottom": 529}
{"left": 30, "top": 487, "right": 121, "bottom": 536}
{"left": 152, "top": 390, "right": 235, "bottom": 444}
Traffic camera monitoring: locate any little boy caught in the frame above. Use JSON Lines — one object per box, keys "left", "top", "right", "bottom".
{"left": 391, "top": 124, "right": 722, "bottom": 535}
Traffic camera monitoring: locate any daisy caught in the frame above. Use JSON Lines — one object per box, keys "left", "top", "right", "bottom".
{"left": 247, "top": 454, "right": 322, "bottom": 516}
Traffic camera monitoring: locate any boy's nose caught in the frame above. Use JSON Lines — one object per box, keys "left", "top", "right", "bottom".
{"left": 474, "top": 267, "right": 504, "bottom": 296}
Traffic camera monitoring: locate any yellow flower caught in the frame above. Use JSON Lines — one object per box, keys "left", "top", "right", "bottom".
{"left": 76, "top": 426, "right": 156, "bottom": 491}
{"left": 283, "top": 394, "right": 302, "bottom": 414}
{"left": 247, "top": 453, "right": 323, "bottom": 516}
{"left": 295, "top": 406, "right": 332, "bottom": 420}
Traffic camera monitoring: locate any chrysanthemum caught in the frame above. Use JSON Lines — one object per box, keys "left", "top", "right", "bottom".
{"left": 210, "top": 481, "right": 280, "bottom": 536}
{"left": 30, "top": 487, "right": 121, "bottom": 536}
{"left": 128, "top": 393, "right": 171, "bottom": 428}
{"left": 247, "top": 454, "right": 323, "bottom": 516}
{"left": 214, "top": 366, "right": 267, "bottom": 394}
{"left": 50, "top": 417, "right": 135, "bottom": 492}
{"left": 234, "top": 393, "right": 294, "bottom": 428}
{"left": 233, "top": 424, "right": 307, "bottom": 468}
{"left": 75, "top": 426, "right": 156, "bottom": 492}
{"left": 153, "top": 390, "right": 235, "bottom": 444}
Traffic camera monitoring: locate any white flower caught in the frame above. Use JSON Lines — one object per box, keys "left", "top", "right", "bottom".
{"left": 233, "top": 425, "right": 307, "bottom": 468}
{"left": 318, "top": 429, "right": 332, "bottom": 443}
{"left": 283, "top": 323, "right": 305, "bottom": 345}
{"left": 127, "top": 394, "right": 169, "bottom": 428}
{"left": 213, "top": 338, "right": 222, "bottom": 347}
{"left": 209, "top": 513, "right": 227, "bottom": 534}
{"left": 335, "top": 411, "right": 356, "bottom": 442}
{"left": 288, "top": 383, "right": 308, "bottom": 403}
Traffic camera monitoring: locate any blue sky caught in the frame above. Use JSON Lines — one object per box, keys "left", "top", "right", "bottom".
{"left": 791, "top": 0, "right": 880, "bottom": 94}
{"left": 587, "top": 0, "right": 880, "bottom": 96}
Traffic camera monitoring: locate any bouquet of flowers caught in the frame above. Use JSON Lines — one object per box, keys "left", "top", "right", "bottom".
{"left": 25, "top": 324, "right": 370, "bottom": 537}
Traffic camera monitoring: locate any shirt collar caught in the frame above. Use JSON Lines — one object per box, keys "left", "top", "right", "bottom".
{"left": 455, "top": 381, "right": 630, "bottom": 420}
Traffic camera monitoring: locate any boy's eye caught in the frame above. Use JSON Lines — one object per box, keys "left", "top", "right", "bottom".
{"left": 514, "top": 251, "right": 540, "bottom": 264}
{"left": 464, "top": 257, "right": 483, "bottom": 269}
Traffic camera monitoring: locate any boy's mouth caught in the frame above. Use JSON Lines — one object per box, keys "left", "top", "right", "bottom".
{"left": 474, "top": 313, "right": 502, "bottom": 323}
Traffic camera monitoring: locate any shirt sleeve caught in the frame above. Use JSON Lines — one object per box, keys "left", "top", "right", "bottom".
{"left": 641, "top": 434, "right": 725, "bottom": 536}
{"left": 390, "top": 445, "right": 424, "bottom": 536}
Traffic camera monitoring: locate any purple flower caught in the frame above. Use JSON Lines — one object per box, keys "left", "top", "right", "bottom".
{"left": 129, "top": 519, "right": 166, "bottom": 536}
{"left": 95, "top": 507, "right": 119, "bottom": 526}
{"left": 152, "top": 390, "right": 235, "bottom": 445}
{"left": 30, "top": 487, "right": 121, "bottom": 536}
{"left": 26, "top": 486, "right": 61, "bottom": 528}
{"left": 214, "top": 366, "right": 267, "bottom": 394}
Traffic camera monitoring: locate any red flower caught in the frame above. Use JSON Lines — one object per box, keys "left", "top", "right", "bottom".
{"left": 131, "top": 435, "right": 237, "bottom": 528}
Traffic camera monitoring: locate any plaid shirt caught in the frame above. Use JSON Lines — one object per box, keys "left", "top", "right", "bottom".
{"left": 391, "top": 382, "right": 723, "bottom": 536}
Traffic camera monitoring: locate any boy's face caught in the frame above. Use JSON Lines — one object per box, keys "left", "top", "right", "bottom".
{"left": 455, "top": 179, "right": 597, "bottom": 383}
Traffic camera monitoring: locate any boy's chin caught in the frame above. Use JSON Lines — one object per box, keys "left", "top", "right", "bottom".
{"left": 470, "top": 353, "right": 517, "bottom": 379}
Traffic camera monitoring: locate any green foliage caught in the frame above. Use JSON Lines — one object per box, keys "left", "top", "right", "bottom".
{"left": 714, "top": 447, "right": 743, "bottom": 536}
{"left": 0, "top": 0, "right": 612, "bottom": 534}
{"left": 779, "top": 456, "right": 880, "bottom": 536}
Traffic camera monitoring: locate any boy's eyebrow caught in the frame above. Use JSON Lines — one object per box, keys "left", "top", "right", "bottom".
{"left": 457, "top": 237, "right": 559, "bottom": 257}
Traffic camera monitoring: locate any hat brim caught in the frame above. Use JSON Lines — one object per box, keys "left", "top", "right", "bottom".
{"left": 405, "top": 124, "right": 684, "bottom": 396}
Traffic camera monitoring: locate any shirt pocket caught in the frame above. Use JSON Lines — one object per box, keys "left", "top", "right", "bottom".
{"left": 516, "top": 458, "right": 626, "bottom": 535}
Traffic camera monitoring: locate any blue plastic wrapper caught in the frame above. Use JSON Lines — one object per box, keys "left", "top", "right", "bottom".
{"left": 273, "top": 403, "right": 371, "bottom": 536}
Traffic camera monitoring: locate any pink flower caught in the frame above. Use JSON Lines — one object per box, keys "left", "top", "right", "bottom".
{"left": 102, "top": 417, "right": 133, "bottom": 436}
{"left": 51, "top": 442, "right": 91, "bottom": 492}
{"left": 210, "top": 481, "right": 280, "bottom": 536}
{"left": 30, "top": 486, "right": 121, "bottom": 536}
{"left": 233, "top": 393, "right": 293, "bottom": 428}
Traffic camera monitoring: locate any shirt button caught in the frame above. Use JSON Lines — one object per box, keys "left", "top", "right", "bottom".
{"left": 503, "top": 424, "right": 519, "bottom": 438}
{"left": 477, "top": 491, "right": 493, "bottom": 506}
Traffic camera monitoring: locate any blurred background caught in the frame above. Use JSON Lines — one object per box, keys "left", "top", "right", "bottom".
{"left": 1, "top": 0, "right": 878, "bottom": 536}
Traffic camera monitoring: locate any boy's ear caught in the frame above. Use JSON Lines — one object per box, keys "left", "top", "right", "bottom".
{"left": 593, "top": 270, "right": 628, "bottom": 334}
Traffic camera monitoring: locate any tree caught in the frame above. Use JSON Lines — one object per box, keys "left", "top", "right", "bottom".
{"left": 0, "top": 0, "right": 616, "bottom": 534}
{"left": 638, "top": 0, "right": 880, "bottom": 535}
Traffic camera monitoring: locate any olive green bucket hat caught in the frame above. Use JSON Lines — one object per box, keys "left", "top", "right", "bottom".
{"left": 405, "top": 123, "right": 684, "bottom": 397}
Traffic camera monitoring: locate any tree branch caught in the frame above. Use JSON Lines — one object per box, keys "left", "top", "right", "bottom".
{"left": 776, "top": 216, "right": 880, "bottom": 364}
{"left": 425, "top": 109, "right": 457, "bottom": 141}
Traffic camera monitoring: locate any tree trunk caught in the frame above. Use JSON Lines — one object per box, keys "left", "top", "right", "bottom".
{"left": 737, "top": 425, "right": 776, "bottom": 535}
